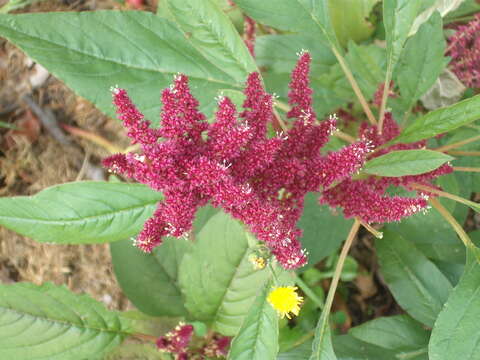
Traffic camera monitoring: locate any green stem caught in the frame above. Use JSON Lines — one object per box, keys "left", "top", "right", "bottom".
{"left": 412, "top": 183, "right": 478, "bottom": 210}
{"left": 378, "top": 61, "right": 393, "bottom": 134}
{"left": 294, "top": 274, "right": 324, "bottom": 309}
{"left": 331, "top": 47, "right": 377, "bottom": 126}
{"left": 429, "top": 198, "right": 480, "bottom": 262}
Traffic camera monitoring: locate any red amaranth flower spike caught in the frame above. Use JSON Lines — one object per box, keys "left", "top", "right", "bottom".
{"left": 104, "top": 52, "right": 443, "bottom": 268}
{"left": 156, "top": 323, "right": 194, "bottom": 360}
{"left": 287, "top": 51, "right": 315, "bottom": 120}
{"left": 320, "top": 179, "right": 430, "bottom": 223}
{"left": 448, "top": 14, "right": 480, "bottom": 88}
{"left": 203, "top": 335, "right": 232, "bottom": 358}
{"left": 320, "top": 112, "right": 453, "bottom": 224}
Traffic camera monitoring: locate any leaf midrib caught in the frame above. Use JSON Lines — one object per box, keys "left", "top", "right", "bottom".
{"left": 0, "top": 200, "right": 159, "bottom": 225}
{"left": 0, "top": 22, "right": 237, "bottom": 88}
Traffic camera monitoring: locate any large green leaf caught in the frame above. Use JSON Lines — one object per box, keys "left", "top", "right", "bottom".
{"left": 158, "top": 0, "right": 257, "bottom": 82}
{"left": 298, "top": 194, "right": 353, "bottom": 269}
{"left": 363, "top": 150, "right": 453, "bottom": 177}
{"left": 396, "top": 12, "right": 446, "bottom": 113}
{"left": 109, "top": 205, "right": 218, "bottom": 317}
{"left": 350, "top": 315, "right": 429, "bottom": 359}
{"left": 345, "top": 42, "right": 386, "bottom": 100}
{"left": 0, "top": 181, "right": 162, "bottom": 244}
{"left": 110, "top": 237, "right": 191, "bottom": 317}
{"left": 0, "top": 282, "right": 132, "bottom": 360}
{"left": 0, "top": 11, "right": 248, "bottom": 121}
{"left": 382, "top": 0, "right": 423, "bottom": 112}
{"left": 333, "top": 335, "right": 403, "bottom": 360}
{"left": 278, "top": 340, "right": 312, "bottom": 360}
{"left": 392, "top": 94, "right": 480, "bottom": 144}
{"left": 227, "top": 282, "right": 279, "bottom": 360}
{"left": 234, "top": 0, "right": 340, "bottom": 50}
{"left": 179, "top": 211, "right": 270, "bottom": 336}
{"left": 309, "top": 311, "right": 337, "bottom": 360}
{"left": 387, "top": 209, "right": 465, "bottom": 264}
{"left": 256, "top": 34, "right": 336, "bottom": 75}
{"left": 383, "top": 0, "right": 423, "bottom": 71}
{"left": 106, "top": 344, "right": 168, "bottom": 360}
{"left": 328, "top": 0, "right": 378, "bottom": 47}
{"left": 429, "top": 258, "right": 480, "bottom": 360}
{"left": 376, "top": 231, "right": 452, "bottom": 327}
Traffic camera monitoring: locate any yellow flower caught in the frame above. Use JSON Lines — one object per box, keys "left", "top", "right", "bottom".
{"left": 248, "top": 254, "right": 266, "bottom": 270}
{"left": 267, "top": 286, "right": 303, "bottom": 319}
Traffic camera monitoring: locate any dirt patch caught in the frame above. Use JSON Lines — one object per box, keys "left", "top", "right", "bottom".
{"left": 0, "top": 0, "right": 147, "bottom": 309}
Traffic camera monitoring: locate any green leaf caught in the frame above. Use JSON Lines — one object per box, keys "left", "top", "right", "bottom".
{"left": 158, "top": 0, "right": 257, "bottom": 82}
{"left": 227, "top": 282, "right": 279, "bottom": 360}
{"left": 387, "top": 209, "right": 465, "bottom": 264}
{"left": 179, "top": 211, "right": 270, "bottom": 336}
{"left": 345, "top": 42, "right": 386, "bottom": 100}
{"left": 0, "top": 181, "right": 162, "bottom": 244}
{"left": 350, "top": 315, "right": 429, "bottom": 355}
{"left": 393, "top": 94, "right": 480, "bottom": 144}
{"left": 278, "top": 340, "right": 312, "bottom": 360}
{"left": 396, "top": 12, "right": 446, "bottom": 113}
{"left": 383, "top": 0, "right": 423, "bottom": 70}
{"left": 0, "top": 11, "right": 247, "bottom": 121}
{"left": 429, "top": 257, "right": 480, "bottom": 360}
{"left": 234, "top": 0, "right": 340, "bottom": 50}
{"left": 382, "top": 0, "right": 423, "bottom": 112}
{"left": 333, "top": 335, "right": 401, "bottom": 360}
{"left": 376, "top": 231, "right": 452, "bottom": 327}
{"left": 106, "top": 344, "right": 169, "bottom": 360}
{"left": 298, "top": 194, "right": 354, "bottom": 270}
{"left": 309, "top": 311, "right": 337, "bottom": 360}
{"left": 110, "top": 237, "right": 191, "bottom": 317}
{"left": 363, "top": 150, "right": 453, "bottom": 177}
{"left": 328, "top": 0, "right": 378, "bottom": 47}
{"left": 256, "top": 34, "right": 336, "bottom": 75}
{"left": 0, "top": 282, "right": 132, "bottom": 360}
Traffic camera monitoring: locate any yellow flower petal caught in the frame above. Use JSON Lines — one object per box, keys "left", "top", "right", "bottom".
{"left": 267, "top": 286, "right": 303, "bottom": 319}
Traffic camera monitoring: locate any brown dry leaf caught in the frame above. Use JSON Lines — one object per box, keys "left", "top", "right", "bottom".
{"left": 355, "top": 273, "right": 377, "bottom": 300}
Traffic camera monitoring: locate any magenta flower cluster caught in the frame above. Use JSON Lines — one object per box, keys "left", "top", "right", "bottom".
{"left": 104, "top": 53, "right": 372, "bottom": 269}
{"left": 104, "top": 52, "right": 450, "bottom": 269}
{"left": 155, "top": 323, "right": 230, "bottom": 359}
{"left": 156, "top": 323, "right": 194, "bottom": 360}
{"left": 448, "top": 13, "right": 480, "bottom": 88}
{"left": 320, "top": 113, "right": 452, "bottom": 223}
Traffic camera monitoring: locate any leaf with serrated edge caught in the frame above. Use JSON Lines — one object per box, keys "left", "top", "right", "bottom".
{"left": 376, "top": 231, "right": 452, "bottom": 327}
{"left": 227, "top": 281, "right": 279, "bottom": 360}
{"left": 179, "top": 211, "right": 270, "bottom": 336}
{"left": 0, "top": 282, "right": 132, "bottom": 360}
{"left": 0, "top": 11, "right": 246, "bottom": 121}
{"left": 0, "top": 181, "right": 162, "bottom": 244}
{"left": 363, "top": 150, "right": 453, "bottom": 177}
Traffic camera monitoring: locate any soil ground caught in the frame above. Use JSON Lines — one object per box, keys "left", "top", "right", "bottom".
{"left": 0, "top": 0, "right": 160, "bottom": 310}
